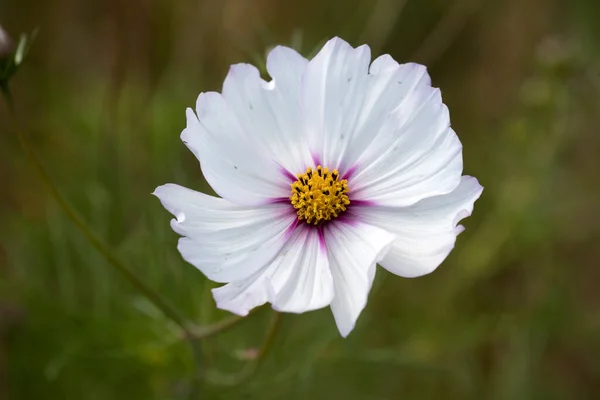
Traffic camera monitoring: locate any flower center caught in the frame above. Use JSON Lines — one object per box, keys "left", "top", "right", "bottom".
{"left": 290, "top": 166, "right": 350, "bottom": 225}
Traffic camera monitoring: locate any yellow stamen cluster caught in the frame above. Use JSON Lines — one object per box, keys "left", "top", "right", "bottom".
{"left": 290, "top": 166, "right": 350, "bottom": 225}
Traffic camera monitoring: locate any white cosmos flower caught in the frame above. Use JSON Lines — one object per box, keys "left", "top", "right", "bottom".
{"left": 153, "top": 37, "right": 483, "bottom": 337}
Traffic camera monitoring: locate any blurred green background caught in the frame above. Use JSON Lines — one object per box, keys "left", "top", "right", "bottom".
{"left": 2, "top": 0, "right": 600, "bottom": 398}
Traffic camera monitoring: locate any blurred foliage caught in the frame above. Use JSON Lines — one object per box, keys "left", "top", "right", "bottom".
{"left": 1, "top": 0, "right": 600, "bottom": 399}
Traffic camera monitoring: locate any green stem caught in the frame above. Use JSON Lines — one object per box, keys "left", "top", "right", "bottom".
{"left": 254, "top": 310, "right": 282, "bottom": 370}
{"left": 205, "top": 310, "right": 282, "bottom": 386}
{"left": 190, "top": 306, "right": 266, "bottom": 340}
{"left": 1, "top": 83, "right": 194, "bottom": 335}
{"left": 190, "top": 314, "right": 244, "bottom": 339}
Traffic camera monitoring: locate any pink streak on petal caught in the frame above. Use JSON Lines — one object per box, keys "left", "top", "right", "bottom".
{"left": 333, "top": 213, "right": 360, "bottom": 227}
{"left": 284, "top": 218, "right": 300, "bottom": 241}
{"left": 312, "top": 153, "right": 322, "bottom": 167}
{"left": 278, "top": 164, "right": 298, "bottom": 183}
{"left": 316, "top": 226, "right": 327, "bottom": 253}
{"left": 342, "top": 164, "right": 358, "bottom": 180}
{"left": 349, "top": 199, "right": 378, "bottom": 207}
{"left": 268, "top": 197, "right": 292, "bottom": 204}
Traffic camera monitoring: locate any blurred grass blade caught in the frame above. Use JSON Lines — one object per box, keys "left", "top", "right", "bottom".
{"left": 359, "top": 0, "right": 407, "bottom": 54}
{"left": 14, "top": 28, "right": 38, "bottom": 66}
{"left": 411, "top": 0, "right": 483, "bottom": 64}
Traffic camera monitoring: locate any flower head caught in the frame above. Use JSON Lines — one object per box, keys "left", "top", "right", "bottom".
{"left": 154, "top": 37, "right": 483, "bottom": 337}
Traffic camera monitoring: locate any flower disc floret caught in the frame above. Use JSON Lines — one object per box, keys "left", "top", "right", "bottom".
{"left": 290, "top": 166, "right": 350, "bottom": 225}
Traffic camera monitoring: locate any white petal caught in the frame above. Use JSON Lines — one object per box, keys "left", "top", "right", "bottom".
{"left": 182, "top": 46, "right": 314, "bottom": 205}
{"left": 211, "top": 266, "right": 273, "bottom": 317}
{"left": 221, "top": 61, "right": 313, "bottom": 175}
{"left": 297, "top": 42, "right": 461, "bottom": 206}
{"left": 349, "top": 176, "right": 483, "bottom": 278}
{"left": 270, "top": 227, "right": 334, "bottom": 313}
{"left": 212, "top": 226, "right": 335, "bottom": 316}
{"left": 341, "top": 61, "right": 432, "bottom": 171}
{"left": 369, "top": 54, "right": 400, "bottom": 72}
{"left": 153, "top": 183, "right": 296, "bottom": 283}
{"left": 349, "top": 72, "right": 463, "bottom": 206}
{"left": 182, "top": 94, "right": 290, "bottom": 206}
{"left": 266, "top": 45, "right": 308, "bottom": 109}
{"left": 324, "top": 221, "right": 395, "bottom": 337}
{"left": 301, "top": 37, "right": 372, "bottom": 169}
{"left": 265, "top": 46, "right": 313, "bottom": 173}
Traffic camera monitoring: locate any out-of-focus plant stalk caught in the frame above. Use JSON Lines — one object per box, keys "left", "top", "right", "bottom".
{"left": 1, "top": 83, "right": 199, "bottom": 337}
{"left": 1, "top": 82, "right": 259, "bottom": 399}
{"left": 253, "top": 310, "right": 282, "bottom": 369}
{"left": 1, "top": 80, "right": 255, "bottom": 343}
{"left": 1, "top": 81, "right": 251, "bottom": 342}
{"left": 2, "top": 29, "right": 271, "bottom": 394}
{"left": 205, "top": 310, "right": 282, "bottom": 386}
{"left": 410, "top": 0, "right": 483, "bottom": 64}
{"left": 191, "top": 314, "right": 244, "bottom": 338}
